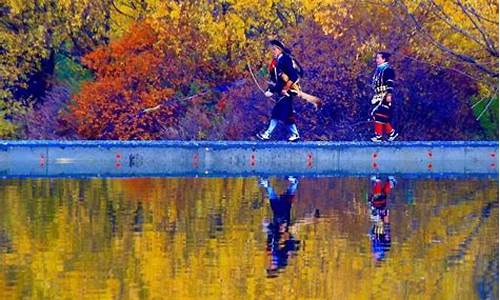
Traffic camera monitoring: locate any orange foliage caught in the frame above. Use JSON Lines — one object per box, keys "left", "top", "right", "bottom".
{"left": 119, "top": 178, "right": 160, "bottom": 202}
{"left": 68, "top": 22, "right": 175, "bottom": 140}
{"left": 67, "top": 19, "right": 234, "bottom": 140}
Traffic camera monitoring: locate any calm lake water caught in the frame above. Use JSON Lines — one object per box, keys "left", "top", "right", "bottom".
{"left": 0, "top": 176, "right": 497, "bottom": 299}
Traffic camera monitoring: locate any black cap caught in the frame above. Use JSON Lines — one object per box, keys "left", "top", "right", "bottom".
{"left": 377, "top": 51, "right": 392, "bottom": 61}
{"left": 269, "top": 39, "right": 291, "bottom": 54}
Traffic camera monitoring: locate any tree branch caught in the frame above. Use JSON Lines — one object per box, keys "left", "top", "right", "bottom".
{"left": 455, "top": 0, "right": 498, "bottom": 57}
{"left": 426, "top": 0, "right": 492, "bottom": 55}
{"left": 394, "top": 0, "right": 498, "bottom": 78}
{"left": 463, "top": 1, "right": 498, "bottom": 25}
{"left": 475, "top": 89, "right": 498, "bottom": 121}
{"left": 111, "top": 0, "right": 134, "bottom": 19}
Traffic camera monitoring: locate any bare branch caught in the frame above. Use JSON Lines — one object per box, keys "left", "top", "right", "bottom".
{"left": 455, "top": 0, "right": 498, "bottom": 57}
{"left": 476, "top": 91, "right": 497, "bottom": 120}
{"left": 0, "top": 18, "right": 20, "bottom": 32}
{"left": 400, "top": 54, "right": 493, "bottom": 85}
{"left": 111, "top": 0, "right": 134, "bottom": 19}
{"left": 464, "top": 1, "right": 498, "bottom": 25}
{"left": 394, "top": 0, "right": 498, "bottom": 78}
{"left": 275, "top": 9, "right": 289, "bottom": 27}
{"left": 471, "top": 95, "right": 488, "bottom": 109}
{"left": 426, "top": 0, "right": 492, "bottom": 55}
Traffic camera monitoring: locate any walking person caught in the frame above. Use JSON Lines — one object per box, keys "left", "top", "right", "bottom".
{"left": 370, "top": 51, "right": 398, "bottom": 142}
{"left": 257, "top": 40, "right": 302, "bottom": 142}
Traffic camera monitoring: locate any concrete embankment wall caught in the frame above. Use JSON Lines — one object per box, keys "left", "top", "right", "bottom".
{"left": 0, "top": 141, "right": 497, "bottom": 178}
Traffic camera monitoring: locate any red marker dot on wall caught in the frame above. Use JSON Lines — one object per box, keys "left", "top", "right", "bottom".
{"left": 306, "top": 153, "right": 313, "bottom": 168}
{"left": 192, "top": 153, "right": 199, "bottom": 168}
{"left": 250, "top": 153, "right": 256, "bottom": 167}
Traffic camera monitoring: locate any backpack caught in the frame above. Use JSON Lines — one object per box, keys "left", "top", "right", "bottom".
{"left": 291, "top": 56, "right": 304, "bottom": 78}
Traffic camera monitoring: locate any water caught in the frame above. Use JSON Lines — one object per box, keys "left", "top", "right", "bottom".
{"left": 0, "top": 176, "right": 497, "bottom": 299}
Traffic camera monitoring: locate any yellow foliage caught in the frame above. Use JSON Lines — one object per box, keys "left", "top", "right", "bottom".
{"left": 0, "top": 178, "right": 497, "bottom": 299}
{"left": 1, "top": 0, "right": 113, "bottom": 100}
{"left": 310, "top": 0, "right": 498, "bottom": 89}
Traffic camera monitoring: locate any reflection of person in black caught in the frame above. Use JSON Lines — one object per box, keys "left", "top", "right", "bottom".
{"left": 259, "top": 176, "right": 300, "bottom": 277}
{"left": 369, "top": 175, "right": 396, "bottom": 262}
{"left": 133, "top": 201, "right": 144, "bottom": 232}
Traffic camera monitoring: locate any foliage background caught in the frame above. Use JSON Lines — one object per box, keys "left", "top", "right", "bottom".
{"left": 0, "top": 0, "right": 497, "bottom": 140}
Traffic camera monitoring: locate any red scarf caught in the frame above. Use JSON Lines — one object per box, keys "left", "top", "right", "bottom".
{"left": 268, "top": 58, "right": 277, "bottom": 73}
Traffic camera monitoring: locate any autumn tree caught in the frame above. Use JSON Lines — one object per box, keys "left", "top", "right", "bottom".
{"left": 0, "top": 0, "right": 115, "bottom": 137}
{"left": 68, "top": 22, "right": 176, "bottom": 140}
{"left": 391, "top": 0, "right": 498, "bottom": 86}
{"left": 67, "top": 0, "right": 310, "bottom": 140}
{"left": 391, "top": 0, "right": 499, "bottom": 138}
{"left": 23, "top": 84, "right": 75, "bottom": 139}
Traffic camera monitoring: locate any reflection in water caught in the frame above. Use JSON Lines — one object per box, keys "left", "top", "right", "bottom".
{"left": 0, "top": 177, "right": 497, "bottom": 299}
{"left": 368, "top": 175, "right": 396, "bottom": 263}
{"left": 259, "top": 176, "right": 301, "bottom": 277}
{"left": 0, "top": 230, "right": 12, "bottom": 253}
{"left": 106, "top": 199, "right": 117, "bottom": 234}
{"left": 133, "top": 202, "right": 144, "bottom": 232}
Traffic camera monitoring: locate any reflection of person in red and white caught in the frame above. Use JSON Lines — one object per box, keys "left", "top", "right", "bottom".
{"left": 369, "top": 175, "right": 396, "bottom": 262}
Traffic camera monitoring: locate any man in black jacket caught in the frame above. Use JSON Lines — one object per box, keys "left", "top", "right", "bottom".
{"left": 257, "top": 40, "right": 301, "bottom": 142}
{"left": 370, "top": 51, "right": 398, "bottom": 142}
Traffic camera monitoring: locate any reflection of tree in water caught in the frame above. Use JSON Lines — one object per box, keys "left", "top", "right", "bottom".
{"left": 208, "top": 211, "right": 224, "bottom": 239}
{"left": 369, "top": 176, "right": 396, "bottom": 263}
{"left": 0, "top": 230, "right": 13, "bottom": 253}
{"left": 260, "top": 176, "right": 301, "bottom": 278}
{"left": 133, "top": 202, "right": 144, "bottom": 232}
{"left": 106, "top": 200, "right": 117, "bottom": 234}
{"left": 0, "top": 177, "right": 497, "bottom": 299}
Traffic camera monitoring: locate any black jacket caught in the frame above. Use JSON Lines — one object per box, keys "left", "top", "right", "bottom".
{"left": 372, "top": 63, "right": 395, "bottom": 94}
{"left": 268, "top": 53, "right": 300, "bottom": 94}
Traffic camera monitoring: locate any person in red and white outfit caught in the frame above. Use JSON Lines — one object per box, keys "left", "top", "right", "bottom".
{"left": 370, "top": 51, "right": 398, "bottom": 142}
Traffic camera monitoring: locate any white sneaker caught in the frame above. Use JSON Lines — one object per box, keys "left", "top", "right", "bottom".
{"left": 287, "top": 176, "right": 298, "bottom": 184}
{"left": 256, "top": 131, "right": 270, "bottom": 140}
{"left": 388, "top": 176, "right": 397, "bottom": 187}
{"left": 388, "top": 131, "right": 398, "bottom": 141}
{"left": 259, "top": 178, "right": 269, "bottom": 188}
{"left": 288, "top": 134, "right": 300, "bottom": 142}
{"left": 371, "top": 135, "right": 382, "bottom": 142}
